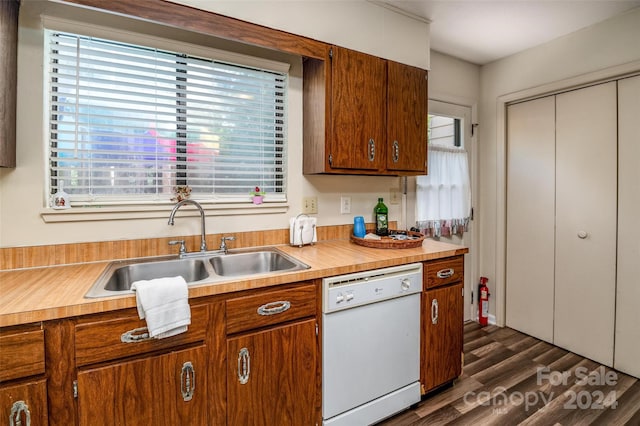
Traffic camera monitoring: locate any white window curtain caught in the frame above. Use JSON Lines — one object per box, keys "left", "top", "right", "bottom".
{"left": 416, "top": 145, "right": 471, "bottom": 238}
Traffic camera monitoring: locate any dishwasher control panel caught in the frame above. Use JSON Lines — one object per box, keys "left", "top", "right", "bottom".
{"left": 322, "top": 263, "right": 423, "bottom": 313}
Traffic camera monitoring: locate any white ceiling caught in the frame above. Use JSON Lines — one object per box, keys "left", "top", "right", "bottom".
{"left": 378, "top": 0, "right": 640, "bottom": 65}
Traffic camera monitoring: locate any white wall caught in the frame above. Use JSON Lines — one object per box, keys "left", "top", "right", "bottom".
{"left": 0, "top": 0, "right": 431, "bottom": 247}
{"left": 478, "top": 7, "right": 640, "bottom": 323}
{"left": 166, "top": 0, "right": 430, "bottom": 69}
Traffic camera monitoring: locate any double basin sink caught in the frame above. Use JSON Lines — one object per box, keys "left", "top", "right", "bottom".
{"left": 85, "top": 247, "right": 310, "bottom": 298}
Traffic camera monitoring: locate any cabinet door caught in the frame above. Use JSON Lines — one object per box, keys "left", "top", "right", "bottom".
{"left": 615, "top": 75, "right": 640, "bottom": 378}
{"left": 77, "top": 345, "right": 207, "bottom": 426}
{"left": 330, "top": 46, "right": 386, "bottom": 171}
{"left": 554, "top": 81, "right": 617, "bottom": 367}
{"left": 386, "top": 61, "right": 428, "bottom": 173}
{"left": 421, "top": 283, "right": 463, "bottom": 393}
{"left": 227, "top": 319, "right": 317, "bottom": 426}
{"left": 505, "top": 96, "right": 556, "bottom": 343}
{"left": 0, "top": 379, "right": 48, "bottom": 425}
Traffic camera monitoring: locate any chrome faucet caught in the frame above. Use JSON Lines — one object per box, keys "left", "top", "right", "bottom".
{"left": 168, "top": 199, "right": 208, "bottom": 253}
{"left": 219, "top": 235, "right": 235, "bottom": 254}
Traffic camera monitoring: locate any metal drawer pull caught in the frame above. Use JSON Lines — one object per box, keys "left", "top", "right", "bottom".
{"left": 437, "top": 268, "right": 454, "bottom": 279}
{"left": 368, "top": 138, "right": 375, "bottom": 161}
{"left": 257, "top": 300, "right": 291, "bottom": 316}
{"left": 10, "top": 400, "right": 31, "bottom": 426}
{"left": 238, "top": 348, "right": 250, "bottom": 384}
{"left": 181, "top": 361, "right": 195, "bottom": 402}
{"left": 392, "top": 140, "right": 399, "bottom": 162}
{"left": 120, "top": 327, "right": 152, "bottom": 343}
{"left": 431, "top": 299, "right": 439, "bottom": 325}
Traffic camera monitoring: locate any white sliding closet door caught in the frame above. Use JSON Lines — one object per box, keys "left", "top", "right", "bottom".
{"left": 615, "top": 75, "right": 640, "bottom": 377}
{"left": 506, "top": 97, "right": 556, "bottom": 343}
{"left": 554, "top": 82, "right": 617, "bottom": 367}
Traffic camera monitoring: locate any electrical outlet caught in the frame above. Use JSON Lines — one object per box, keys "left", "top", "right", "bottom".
{"left": 340, "top": 196, "right": 351, "bottom": 214}
{"left": 390, "top": 188, "right": 400, "bottom": 205}
{"left": 302, "top": 196, "right": 318, "bottom": 214}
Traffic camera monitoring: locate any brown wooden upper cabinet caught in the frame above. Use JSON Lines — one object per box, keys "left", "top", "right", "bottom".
{"left": 303, "top": 45, "right": 428, "bottom": 176}
{"left": 0, "top": 0, "right": 19, "bottom": 168}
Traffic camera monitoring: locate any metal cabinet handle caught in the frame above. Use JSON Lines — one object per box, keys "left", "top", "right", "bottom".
{"left": 120, "top": 327, "right": 152, "bottom": 343}
{"left": 368, "top": 138, "right": 375, "bottom": 161}
{"left": 431, "top": 299, "right": 439, "bottom": 325}
{"left": 237, "top": 348, "right": 250, "bottom": 384}
{"left": 392, "top": 140, "right": 399, "bottom": 163}
{"left": 437, "top": 268, "right": 454, "bottom": 279}
{"left": 257, "top": 300, "right": 291, "bottom": 316}
{"left": 10, "top": 401, "right": 31, "bottom": 426}
{"left": 180, "top": 361, "right": 195, "bottom": 402}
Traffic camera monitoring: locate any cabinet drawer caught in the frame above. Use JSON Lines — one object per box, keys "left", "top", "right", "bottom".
{"left": 0, "top": 328, "right": 45, "bottom": 382}
{"left": 75, "top": 304, "right": 209, "bottom": 367}
{"left": 425, "top": 256, "right": 464, "bottom": 289}
{"left": 226, "top": 283, "right": 316, "bottom": 335}
{"left": 0, "top": 378, "right": 48, "bottom": 423}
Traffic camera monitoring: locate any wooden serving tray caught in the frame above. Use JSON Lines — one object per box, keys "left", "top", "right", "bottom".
{"left": 350, "top": 230, "right": 425, "bottom": 249}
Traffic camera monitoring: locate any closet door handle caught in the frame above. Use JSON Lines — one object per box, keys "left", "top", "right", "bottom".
{"left": 10, "top": 400, "right": 31, "bottom": 426}
{"left": 180, "top": 361, "right": 195, "bottom": 402}
{"left": 237, "top": 348, "right": 250, "bottom": 384}
{"left": 431, "top": 299, "right": 439, "bottom": 325}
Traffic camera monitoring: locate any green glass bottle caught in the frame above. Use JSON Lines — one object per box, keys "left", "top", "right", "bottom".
{"left": 374, "top": 197, "right": 389, "bottom": 236}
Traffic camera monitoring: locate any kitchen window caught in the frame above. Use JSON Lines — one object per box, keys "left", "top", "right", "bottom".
{"left": 46, "top": 29, "right": 288, "bottom": 206}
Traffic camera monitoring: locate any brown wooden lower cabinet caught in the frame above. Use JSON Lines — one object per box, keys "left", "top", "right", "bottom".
{"left": 0, "top": 263, "right": 467, "bottom": 423}
{"left": 0, "top": 378, "right": 48, "bottom": 425}
{"left": 421, "top": 256, "right": 464, "bottom": 394}
{"left": 0, "top": 324, "right": 48, "bottom": 425}
{"left": 77, "top": 345, "right": 207, "bottom": 425}
{"left": 226, "top": 319, "right": 317, "bottom": 426}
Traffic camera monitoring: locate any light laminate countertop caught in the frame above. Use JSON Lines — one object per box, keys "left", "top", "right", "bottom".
{"left": 0, "top": 239, "right": 468, "bottom": 328}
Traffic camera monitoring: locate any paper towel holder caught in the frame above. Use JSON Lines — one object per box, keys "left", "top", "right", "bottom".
{"left": 290, "top": 213, "right": 316, "bottom": 247}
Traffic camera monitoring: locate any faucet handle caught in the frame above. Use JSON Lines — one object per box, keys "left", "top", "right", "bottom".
{"left": 220, "top": 235, "right": 235, "bottom": 252}
{"left": 169, "top": 240, "right": 187, "bottom": 256}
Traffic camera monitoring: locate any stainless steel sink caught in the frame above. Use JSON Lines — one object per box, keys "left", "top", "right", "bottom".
{"left": 85, "top": 257, "right": 211, "bottom": 298}
{"left": 103, "top": 258, "right": 210, "bottom": 292}
{"left": 209, "top": 249, "right": 307, "bottom": 277}
{"left": 84, "top": 247, "right": 310, "bottom": 298}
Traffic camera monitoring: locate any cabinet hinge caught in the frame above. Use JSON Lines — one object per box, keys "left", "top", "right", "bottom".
{"left": 73, "top": 380, "right": 78, "bottom": 399}
{"left": 328, "top": 154, "right": 333, "bottom": 167}
{"left": 329, "top": 47, "right": 333, "bottom": 59}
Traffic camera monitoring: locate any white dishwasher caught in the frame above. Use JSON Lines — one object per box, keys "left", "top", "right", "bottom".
{"left": 322, "top": 263, "right": 422, "bottom": 426}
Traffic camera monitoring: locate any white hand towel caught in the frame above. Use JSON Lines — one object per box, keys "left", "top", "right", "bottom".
{"left": 131, "top": 276, "right": 191, "bottom": 339}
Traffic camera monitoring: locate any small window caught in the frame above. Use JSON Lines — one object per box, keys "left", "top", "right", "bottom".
{"left": 46, "top": 31, "right": 288, "bottom": 205}
{"left": 428, "top": 114, "right": 461, "bottom": 148}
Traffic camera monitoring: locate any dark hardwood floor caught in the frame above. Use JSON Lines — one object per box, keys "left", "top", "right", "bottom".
{"left": 380, "top": 322, "right": 640, "bottom": 425}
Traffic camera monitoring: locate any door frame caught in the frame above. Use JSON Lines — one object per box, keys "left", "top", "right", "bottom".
{"left": 494, "top": 60, "right": 640, "bottom": 327}
{"left": 410, "top": 99, "right": 478, "bottom": 321}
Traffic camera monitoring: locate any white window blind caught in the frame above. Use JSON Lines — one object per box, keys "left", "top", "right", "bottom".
{"left": 47, "top": 30, "right": 287, "bottom": 204}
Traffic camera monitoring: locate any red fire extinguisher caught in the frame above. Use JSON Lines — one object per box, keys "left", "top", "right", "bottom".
{"left": 478, "top": 277, "right": 490, "bottom": 326}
